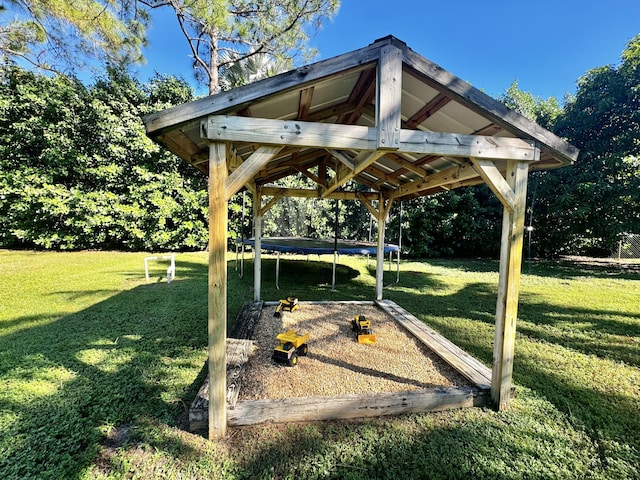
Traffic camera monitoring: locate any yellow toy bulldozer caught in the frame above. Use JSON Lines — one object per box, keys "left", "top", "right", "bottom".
{"left": 274, "top": 297, "right": 299, "bottom": 317}
{"left": 351, "top": 315, "right": 377, "bottom": 344}
{"left": 272, "top": 329, "right": 310, "bottom": 367}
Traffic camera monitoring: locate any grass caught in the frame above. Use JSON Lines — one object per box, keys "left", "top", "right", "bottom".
{"left": 0, "top": 250, "right": 638, "bottom": 479}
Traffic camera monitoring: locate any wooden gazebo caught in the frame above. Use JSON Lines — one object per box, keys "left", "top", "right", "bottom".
{"left": 143, "top": 36, "right": 579, "bottom": 439}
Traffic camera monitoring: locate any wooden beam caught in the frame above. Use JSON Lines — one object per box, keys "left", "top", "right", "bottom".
{"left": 228, "top": 387, "right": 488, "bottom": 426}
{"left": 294, "top": 166, "right": 324, "bottom": 187}
{"left": 404, "top": 93, "right": 452, "bottom": 129}
{"left": 205, "top": 115, "right": 376, "bottom": 150}
{"left": 375, "top": 193, "right": 393, "bottom": 300}
{"left": 376, "top": 45, "right": 402, "bottom": 150}
{"left": 491, "top": 160, "right": 529, "bottom": 410}
{"left": 357, "top": 192, "right": 379, "bottom": 218}
{"left": 253, "top": 187, "right": 262, "bottom": 302}
{"left": 205, "top": 115, "right": 538, "bottom": 161}
{"left": 323, "top": 150, "right": 386, "bottom": 197}
{"left": 376, "top": 300, "right": 492, "bottom": 389}
{"left": 390, "top": 162, "right": 479, "bottom": 200}
{"left": 259, "top": 190, "right": 286, "bottom": 216}
{"left": 386, "top": 153, "right": 428, "bottom": 179}
{"left": 338, "top": 66, "right": 377, "bottom": 125}
{"left": 326, "top": 149, "right": 355, "bottom": 169}
{"left": 398, "top": 130, "right": 537, "bottom": 160}
{"left": 381, "top": 195, "right": 394, "bottom": 220}
{"left": 470, "top": 158, "right": 517, "bottom": 212}
{"left": 260, "top": 186, "right": 379, "bottom": 201}
{"left": 224, "top": 145, "right": 283, "bottom": 200}
{"left": 207, "top": 142, "right": 228, "bottom": 439}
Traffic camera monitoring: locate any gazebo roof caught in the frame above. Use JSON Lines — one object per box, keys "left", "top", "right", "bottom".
{"left": 143, "top": 35, "right": 578, "bottom": 200}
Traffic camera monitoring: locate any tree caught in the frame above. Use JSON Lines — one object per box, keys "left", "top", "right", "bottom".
{"left": 498, "top": 79, "right": 562, "bottom": 130}
{"left": 0, "top": 65, "right": 209, "bottom": 251}
{"left": 394, "top": 188, "right": 502, "bottom": 258}
{"left": 533, "top": 34, "right": 640, "bottom": 256}
{"left": 0, "top": 1, "right": 148, "bottom": 74}
{"left": 139, "top": 0, "right": 339, "bottom": 94}
{"left": 497, "top": 80, "right": 564, "bottom": 258}
{"left": 219, "top": 50, "right": 292, "bottom": 90}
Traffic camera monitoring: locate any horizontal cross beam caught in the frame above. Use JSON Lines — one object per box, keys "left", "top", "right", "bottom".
{"left": 204, "top": 115, "right": 539, "bottom": 161}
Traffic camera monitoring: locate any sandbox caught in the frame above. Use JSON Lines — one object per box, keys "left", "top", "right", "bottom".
{"left": 189, "top": 300, "right": 492, "bottom": 431}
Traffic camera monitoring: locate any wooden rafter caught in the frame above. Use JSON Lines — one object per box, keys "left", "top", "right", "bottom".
{"left": 404, "top": 93, "right": 452, "bottom": 129}
{"left": 323, "top": 150, "right": 386, "bottom": 197}
{"left": 337, "top": 66, "right": 377, "bottom": 125}
{"left": 298, "top": 87, "right": 314, "bottom": 119}
{"left": 384, "top": 153, "right": 428, "bottom": 179}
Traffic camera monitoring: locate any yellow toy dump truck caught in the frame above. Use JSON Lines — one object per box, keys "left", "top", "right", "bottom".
{"left": 274, "top": 297, "right": 299, "bottom": 317}
{"left": 272, "top": 329, "right": 310, "bottom": 367}
{"left": 351, "top": 315, "right": 377, "bottom": 344}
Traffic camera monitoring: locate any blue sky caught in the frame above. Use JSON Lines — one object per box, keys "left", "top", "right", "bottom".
{"left": 135, "top": 0, "right": 640, "bottom": 101}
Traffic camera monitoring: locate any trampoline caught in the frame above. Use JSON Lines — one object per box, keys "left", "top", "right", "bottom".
{"left": 242, "top": 237, "right": 400, "bottom": 290}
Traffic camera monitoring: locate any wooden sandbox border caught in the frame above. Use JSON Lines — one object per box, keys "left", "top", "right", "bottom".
{"left": 189, "top": 300, "right": 493, "bottom": 431}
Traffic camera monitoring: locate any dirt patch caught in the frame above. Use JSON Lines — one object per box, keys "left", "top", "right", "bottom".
{"left": 238, "top": 302, "right": 471, "bottom": 401}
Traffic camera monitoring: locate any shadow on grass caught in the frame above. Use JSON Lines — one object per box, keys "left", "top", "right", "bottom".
{"left": 226, "top": 410, "right": 598, "bottom": 479}
{"left": 2, "top": 255, "right": 638, "bottom": 478}
{"left": 381, "top": 262, "right": 639, "bottom": 474}
{"left": 0, "top": 258, "right": 254, "bottom": 479}
{"left": 230, "top": 257, "right": 638, "bottom": 476}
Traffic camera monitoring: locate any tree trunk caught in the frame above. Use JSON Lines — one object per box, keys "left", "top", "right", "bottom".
{"left": 209, "top": 29, "right": 220, "bottom": 95}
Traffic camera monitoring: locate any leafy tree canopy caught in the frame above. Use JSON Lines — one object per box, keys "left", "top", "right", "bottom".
{"left": 139, "top": 0, "right": 339, "bottom": 94}
{"left": 531, "top": 34, "right": 640, "bottom": 256}
{"left": 0, "top": 1, "right": 148, "bottom": 74}
{"left": 0, "top": 65, "right": 208, "bottom": 251}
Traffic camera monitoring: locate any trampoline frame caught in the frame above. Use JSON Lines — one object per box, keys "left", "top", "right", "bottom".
{"left": 239, "top": 237, "right": 400, "bottom": 290}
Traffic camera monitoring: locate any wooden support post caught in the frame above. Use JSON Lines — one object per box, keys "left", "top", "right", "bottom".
{"left": 491, "top": 160, "right": 529, "bottom": 410}
{"left": 375, "top": 195, "right": 388, "bottom": 300}
{"left": 208, "top": 142, "right": 228, "bottom": 439}
{"left": 253, "top": 186, "right": 262, "bottom": 302}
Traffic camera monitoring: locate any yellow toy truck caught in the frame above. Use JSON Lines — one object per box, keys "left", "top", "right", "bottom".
{"left": 272, "top": 329, "right": 310, "bottom": 366}
{"left": 351, "top": 314, "right": 376, "bottom": 344}
{"left": 274, "top": 297, "right": 299, "bottom": 317}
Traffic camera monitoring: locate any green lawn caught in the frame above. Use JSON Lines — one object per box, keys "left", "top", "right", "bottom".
{"left": 0, "top": 250, "right": 638, "bottom": 479}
